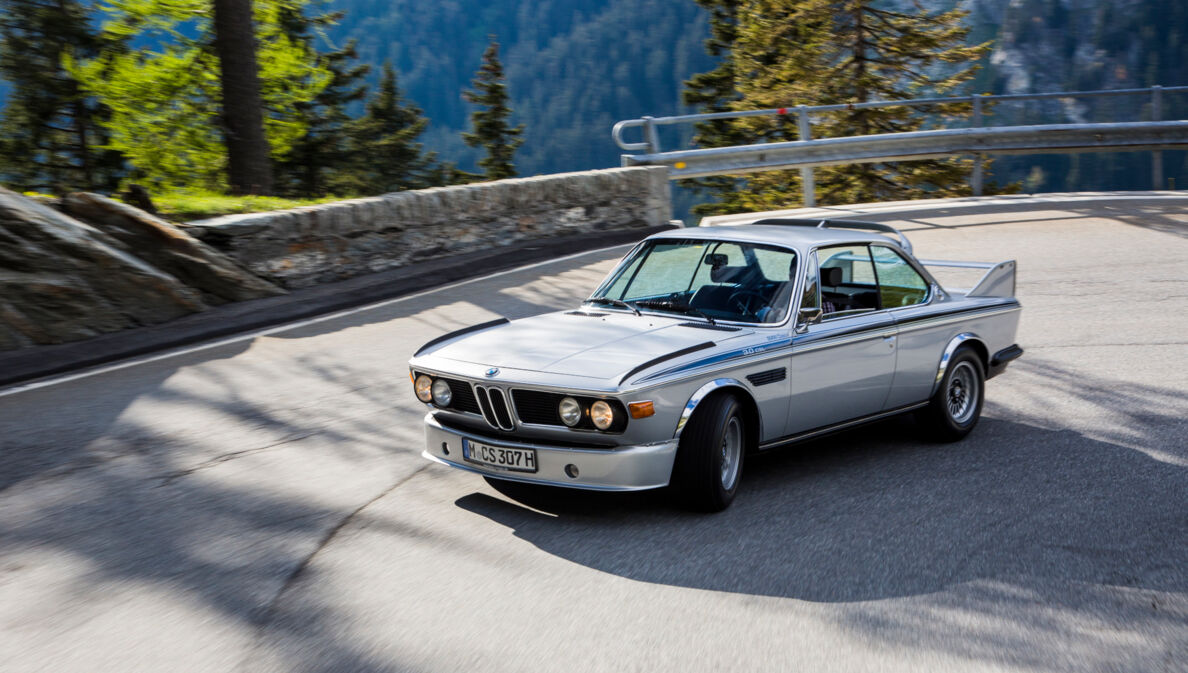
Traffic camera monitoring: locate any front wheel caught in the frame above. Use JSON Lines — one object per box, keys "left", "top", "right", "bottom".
{"left": 916, "top": 347, "right": 985, "bottom": 442}
{"left": 671, "top": 393, "right": 746, "bottom": 512}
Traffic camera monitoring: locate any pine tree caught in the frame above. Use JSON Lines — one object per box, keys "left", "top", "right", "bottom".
{"left": 65, "top": 0, "right": 329, "bottom": 193}
{"left": 0, "top": 0, "right": 123, "bottom": 193}
{"left": 343, "top": 62, "right": 436, "bottom": 194}
{"left": 272, "top": 4, "right": 370, "bottom": 197}
{"left": 680, "top": 0, "right": 752, "bottom": 215}
{"left": 800, "top": 0, "right": 992, "bottom": 204}
{"left": 462, "top": 38, "right": 524, "bottom": 181}
{"left": 686, "top": 0, "right": 995, "bottom": 211}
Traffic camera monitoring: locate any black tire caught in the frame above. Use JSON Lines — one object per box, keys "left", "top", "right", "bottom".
{"left": 670, "top": 393, "right": 746, "bottom": 512}
{"left": 916, "top": 346, "right": 985, "bottom": 442}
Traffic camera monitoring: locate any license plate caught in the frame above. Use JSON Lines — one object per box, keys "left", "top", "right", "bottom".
{"left": 463, "top": 438, "right": 538, "bottom": 473}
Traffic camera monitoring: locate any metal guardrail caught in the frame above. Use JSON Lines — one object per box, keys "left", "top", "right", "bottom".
{"left": 613, "top": 86, "right": 1188, "bottom": 206}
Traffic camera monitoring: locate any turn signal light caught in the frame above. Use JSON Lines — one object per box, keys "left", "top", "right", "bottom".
{"left": 628, "top": 401, "right": 655, "bottom": 419}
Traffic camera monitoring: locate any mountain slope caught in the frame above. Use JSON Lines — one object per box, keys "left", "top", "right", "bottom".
{"left": 326, "top": 0, "right": 712, "bottom": 176}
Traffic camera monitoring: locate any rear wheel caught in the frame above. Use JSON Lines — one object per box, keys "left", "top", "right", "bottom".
{"left": 671, "top": 393, "right": 746, "bottom": 512}
{"left": 917, "top": 347, "right": 985, "bottom": 442}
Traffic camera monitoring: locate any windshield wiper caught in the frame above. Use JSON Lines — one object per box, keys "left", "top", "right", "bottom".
{"left": 633, "top": 299, "right": 717, "bottom": 325}
{"left": 586, "top": 296, "right": 641, "bottom": 316}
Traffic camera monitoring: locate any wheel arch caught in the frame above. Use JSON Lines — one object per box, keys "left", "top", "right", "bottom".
{"left": 674, "top": 378, "right": 761, "bottom": 452}
{"left": 931, "top": 332, "right": 989, "bottom": 396}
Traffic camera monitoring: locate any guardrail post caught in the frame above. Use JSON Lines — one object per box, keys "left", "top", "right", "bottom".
{"left": 643, "top": 116, "right": 661, "bottom": 155}
{"left": 1152, "top": 86, "right": 1164, "bottom": 190}
{"left": 797, "top": 105, "right": 816, "bottom": 207}
{"left": 971, "top": 95, "right": 985, "bottom": 196}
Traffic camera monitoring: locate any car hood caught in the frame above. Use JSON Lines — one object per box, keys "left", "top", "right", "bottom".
{"left": 425, "top": 311, "right": 751, "bottom": 381}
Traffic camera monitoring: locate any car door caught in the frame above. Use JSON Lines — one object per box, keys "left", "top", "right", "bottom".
{"left": 784, "top": 245, "right": 897, "bottom": 436}
{"left": 870, "top": 245, "right": 944, "bottom": 409}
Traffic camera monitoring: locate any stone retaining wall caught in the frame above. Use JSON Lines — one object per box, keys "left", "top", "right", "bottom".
{"left": 187, "top": 166, "right": 671, "bottom": 289}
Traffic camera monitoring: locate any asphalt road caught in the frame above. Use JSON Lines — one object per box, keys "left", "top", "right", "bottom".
{"left": 1, "top": 194, "right": 1186, "bottom": 672}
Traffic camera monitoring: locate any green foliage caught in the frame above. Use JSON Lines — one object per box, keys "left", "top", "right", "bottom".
{"left": 679, "top": 0, "right": 750, "bottom": 215}
{"left": 339, "top": 62, "right": 437, "bottom": 194}
{"left": 684, "top": 0, "right": 996, "bottom": 213}
{"left": 66, "top": 0, "right": 330, "bottom": 191}
{"left": 0, "top": 0, "right": 124, "bottom": 193}
{"left": 462, "top": 38, "right": 523, "bottom": 180}
{"left": 273, "top": 4, "right": 371, "bottom": 197}
{"left": 147, "top": 188, "right": 342, "bottom": 221}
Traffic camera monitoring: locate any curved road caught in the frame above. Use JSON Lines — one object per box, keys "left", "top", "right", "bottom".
{"left": 1, "top": 194, "right": 1186, "bottom": 672}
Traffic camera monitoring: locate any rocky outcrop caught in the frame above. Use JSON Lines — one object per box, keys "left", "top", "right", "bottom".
{"left": 1, "top": 167, "right": 671, "bottom": 351}
{"left": 62, "top": 193, "right": 283, "bottom": 304}
{"left": 0, "top": 188, "right": 210, "bottom": 350}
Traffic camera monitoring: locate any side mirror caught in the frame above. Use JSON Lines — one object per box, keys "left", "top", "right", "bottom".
{"left": 796, "top": 307, "right": 822, "bottom": 333}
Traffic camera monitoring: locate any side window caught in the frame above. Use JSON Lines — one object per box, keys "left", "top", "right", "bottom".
{"left": 818, "top": 245, "right": 879, "bottom": 317}
{"left": 871, "top": 246, "right": 929, "bottom": 308}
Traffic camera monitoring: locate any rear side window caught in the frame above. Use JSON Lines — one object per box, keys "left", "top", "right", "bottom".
{"left": 818, "top": 245, "right": 879, "bottom": 317}
{"left": 872, "top": 246, "right": 929, "bottom": 308}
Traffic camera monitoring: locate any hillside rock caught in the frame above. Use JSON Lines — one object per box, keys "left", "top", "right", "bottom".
{"left": 0, "top": 188, "right": 208, "bottom": 349}
{"left": 62, "top": 193, "right": 284, "bottom": 304}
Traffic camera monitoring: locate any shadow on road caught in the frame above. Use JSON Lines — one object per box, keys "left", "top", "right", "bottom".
{"left": 456, "top": 375, "right": 1187, "bottom": 606}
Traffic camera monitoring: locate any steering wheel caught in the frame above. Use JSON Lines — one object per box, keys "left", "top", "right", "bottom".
{"left": 728, "top": 290, "right": 767, "bottom": 317}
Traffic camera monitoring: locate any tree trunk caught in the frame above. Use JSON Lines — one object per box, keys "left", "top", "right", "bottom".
{"left": 211, "top": 0, "right": 274, "bottom": 195}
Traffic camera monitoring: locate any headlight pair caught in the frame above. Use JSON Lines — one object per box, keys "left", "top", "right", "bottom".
{"left": 558, "top": 396, "right": 616, "bottom": 430}
{"left": 413, "top": 374, "right": 453, "bottom": 407}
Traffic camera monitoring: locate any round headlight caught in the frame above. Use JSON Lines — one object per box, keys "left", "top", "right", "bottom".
{"left": 558, "top": 397, "right": 582, "bottom": 427}
{"left": 414, "top": 374, "right": 434, "bottom": 403}
{"left": 431, "top": 378, "right": 453, "bottom": 406}
{"left": 590, "top": 400, "right": 615, "bottom": 430}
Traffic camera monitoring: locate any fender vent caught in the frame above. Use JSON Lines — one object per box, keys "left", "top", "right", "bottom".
{"left": 746, "top": 368, "right": 786, "bottom": 387}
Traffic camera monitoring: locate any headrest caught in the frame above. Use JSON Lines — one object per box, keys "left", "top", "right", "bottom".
{"left": 821, "top": 266, "right": 843, "bottom": 287}
{"left": 711, "top": 265, "right": 748, "bottom": 283}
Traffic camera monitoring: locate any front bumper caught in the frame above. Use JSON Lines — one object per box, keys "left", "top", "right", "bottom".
{"left": 422, "top": 413, "right": 678, "bottom": 491}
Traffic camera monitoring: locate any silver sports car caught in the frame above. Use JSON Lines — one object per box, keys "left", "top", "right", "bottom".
{"left": 408, "top": 219, "right": 1022, "bottom": 511}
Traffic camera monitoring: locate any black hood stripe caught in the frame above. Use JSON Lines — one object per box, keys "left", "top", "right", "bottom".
{"left": 414, "top": 318, "right": 510, "bottom": 356}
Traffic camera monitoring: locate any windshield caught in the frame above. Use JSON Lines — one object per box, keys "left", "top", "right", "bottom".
{"left": 590, "top": 239, "right": 799, "bottom": 324}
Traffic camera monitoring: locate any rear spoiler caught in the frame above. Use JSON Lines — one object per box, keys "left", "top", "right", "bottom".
{"left": 918, "top": 259, "right": 1017, "bottom": 298}
{"left": 751, "top": 218, "right": 914, "bottom": 255}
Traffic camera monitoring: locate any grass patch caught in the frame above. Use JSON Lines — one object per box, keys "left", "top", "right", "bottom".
{"left": 151, "top": 191, "right": 346, "bottom": 222}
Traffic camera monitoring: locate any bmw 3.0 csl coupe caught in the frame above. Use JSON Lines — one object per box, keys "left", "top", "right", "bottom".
{"left": 408, "top": 219, "right": 1023, "bottom": 511}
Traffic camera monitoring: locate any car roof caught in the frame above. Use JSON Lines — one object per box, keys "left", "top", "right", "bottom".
{"left": 647, "top": 223, "right": 901, "bottom": 251}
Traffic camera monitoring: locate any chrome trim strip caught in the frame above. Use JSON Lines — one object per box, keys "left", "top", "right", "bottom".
{"left": 428, "top": 414, "right": 622, "bottom": 453}
{"left": 674, "top": 378, "right": 756, "bottom": 439}
{"left": 758, "top": 401, "right": 929, "bottom": 449}
{"left": 422, "top": 451, "right": 663, "bottom": 492}
{"left": 638, "top": 304, "right": 1018, "bottom": 386}
{"left": 413, "top": 305, "right": 1018, "bottom": 397}
{"left": 895, "top": 304, "right": 1020, "bottom": 336}
{"left": 932, "top": 333, "right": 980, "bottom": 395}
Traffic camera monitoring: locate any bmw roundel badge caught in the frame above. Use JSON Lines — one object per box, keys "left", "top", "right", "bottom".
{"left": 484, "top": 367, "right": 500, "bottom": 378}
